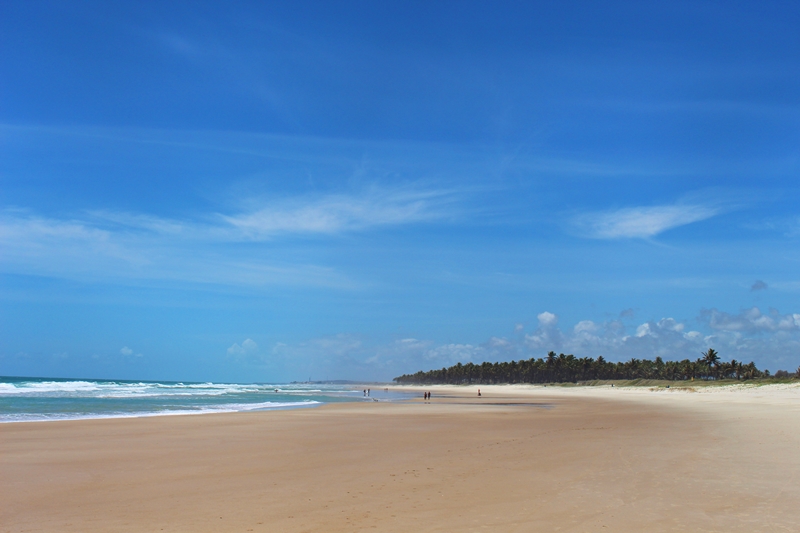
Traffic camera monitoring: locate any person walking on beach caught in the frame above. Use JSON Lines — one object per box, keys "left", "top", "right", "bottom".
{"left": 478, "top": 389, "right": 481, "bottom": 397}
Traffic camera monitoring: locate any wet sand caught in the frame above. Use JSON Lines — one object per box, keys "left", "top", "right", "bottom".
{"left": 2, "top": 385, "right": 799, "bottom": 532}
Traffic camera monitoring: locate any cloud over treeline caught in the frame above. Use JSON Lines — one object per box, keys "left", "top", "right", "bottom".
{"left": 231, "top": 306, "right": 800, "bottom": 380}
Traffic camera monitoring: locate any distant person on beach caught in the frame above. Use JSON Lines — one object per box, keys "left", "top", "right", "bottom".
{"left": 478, "top": 389, "right": 481, "bottom": 397}
{"left": 367, "top": 389, "right": 370, "bottom": 396}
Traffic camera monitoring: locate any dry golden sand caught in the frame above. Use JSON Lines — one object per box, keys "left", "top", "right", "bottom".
{"left": 2, "top": 384, "right": 800, "bottom": 532}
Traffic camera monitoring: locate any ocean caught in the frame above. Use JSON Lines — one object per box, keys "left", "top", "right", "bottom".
{"left": 0, "top": 376, "right": 408, "bottom": 423}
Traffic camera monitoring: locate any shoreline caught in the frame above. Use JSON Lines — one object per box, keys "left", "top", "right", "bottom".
{"left": 0, "top": 399, "right": 326, "bottom": 425}
{"left": 0, "top": 380, "right": 413, "bottom": 425}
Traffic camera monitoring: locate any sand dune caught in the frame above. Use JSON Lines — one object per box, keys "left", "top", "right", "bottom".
{"left": 2, "top": 384, "right": 799, "bottom": 532}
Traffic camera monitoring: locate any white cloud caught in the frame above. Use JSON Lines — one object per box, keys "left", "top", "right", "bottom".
{"left": 116, "top": 346, "right": 143, "bottom": 357}
{"left": 573, "top": 203, "right": 720, "bottom": 239}
{"left": 537, "top": 311, "right": 558, "bottom": 327}
{"left": 703, "top": 307, "right": 800, "bottom": 333}
{"left": 227, "top": 338, "right": 259, "bottom": 357}
{"left": 634, "top": 323, "right": 652, "bottom": 338}
{"left": 573, "top": 320, "right": 598, "bottom": 334}
{"left": 657, "top": 318, "right": 684, "bottom": 333}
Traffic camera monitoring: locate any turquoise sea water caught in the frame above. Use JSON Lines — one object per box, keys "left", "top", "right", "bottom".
{"left": 0, "top": 376, "right": 407, "bottom": 423}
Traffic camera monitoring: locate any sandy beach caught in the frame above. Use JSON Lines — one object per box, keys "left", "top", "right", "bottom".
{"left": 3, "top": 384, "right": 799, "bottom": 532}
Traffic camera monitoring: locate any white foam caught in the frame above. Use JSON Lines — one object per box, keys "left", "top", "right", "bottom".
{"left": 0, "top": 380, "right": 288, "bottom": 397}
{"left": 0, "top": 380, "right": 102, "bottom": 394}
{"left": 0, "top": 400, "right": 321, "bottom": 423}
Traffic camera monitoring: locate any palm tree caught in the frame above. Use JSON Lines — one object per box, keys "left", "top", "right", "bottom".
{"left": 730, "top": 359, "right": 740, "bottom": 380}
{"left": 701, "top": 348, "right": 720, "bottom": 379}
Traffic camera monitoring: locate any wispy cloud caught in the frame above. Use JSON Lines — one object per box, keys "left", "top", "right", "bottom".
{"left": 221, "top": 187, "right": 456, "bottom": 239}
{"left": 0, "top": 211, "right": 348, "bottom": 288}
{"left": 87, "top": 211, "right": 190, "bottom": 236}
{"left": 85, "top": 185, "right": 458, "bottom": 240}
{"left": 0, "top": 185, "right": 457, "bottom": 288}
{"left": 747, "top": 216, "right": 800, "bottom": 238}
{"left": 572, "top": 203, "right": 720, "bottom": 239}
{"left": 0, "top": 211, "right": 150, "bottom": 268}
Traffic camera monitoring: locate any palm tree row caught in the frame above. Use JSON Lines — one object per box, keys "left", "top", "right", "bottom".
{"left": 393, "top": 349, "right": 770, "bottom": 384}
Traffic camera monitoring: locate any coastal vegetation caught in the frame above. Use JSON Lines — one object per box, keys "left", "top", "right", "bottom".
{"left": 394, "top": 349, "right": 799, "bottom": 385}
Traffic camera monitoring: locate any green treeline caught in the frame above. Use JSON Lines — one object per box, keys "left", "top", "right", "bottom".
{"left": 393, "top": 349, "right": 773, "bottom": 384}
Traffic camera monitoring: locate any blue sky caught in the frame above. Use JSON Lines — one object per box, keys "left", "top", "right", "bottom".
{"left": 2, "top": 1, "right": 800, "bottom": 382}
